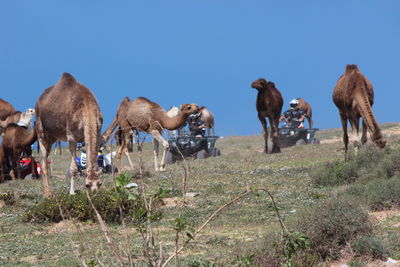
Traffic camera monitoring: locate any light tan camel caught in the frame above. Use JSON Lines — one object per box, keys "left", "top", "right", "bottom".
{"left": 1, "top": 124, "right": 37, "bottom": 180}
{"left": 0, "top": 108, "right": 35, "bottom": 130}
{"left": 199, "top": 106, "right": 215, "bottom": 136}
{"left": 297, "top": 98, "right": 313, "bottom": 129}
{"left": 166, "top": 106, "right": 180, "bottom": 138}
{"left": 333, "top": 64, "right": 386, "bottom": 157}
{"left": 35, "top": 73, "right": 103, "bottom": 196}
{"left": 103, "top": 97, "right": 199, "bottom": 171}
{"left": 251, "top": 78, "right": 283, "bottom": 153}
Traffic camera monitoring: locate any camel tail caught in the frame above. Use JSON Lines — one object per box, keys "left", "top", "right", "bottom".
{"left": 351, "top": 74, "right": 386, "bottom": 148}
{"left": 83, "top": 105, "right": 102, "bottom": 180}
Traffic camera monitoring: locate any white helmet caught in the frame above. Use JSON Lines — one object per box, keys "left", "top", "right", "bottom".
{"left": 290, "top": 99, "right": 299, "bottom": 108}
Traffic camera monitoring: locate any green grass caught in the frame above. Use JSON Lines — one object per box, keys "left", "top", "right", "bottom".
{"left": 0, "top": 125, "right": 399, "bottom": 265}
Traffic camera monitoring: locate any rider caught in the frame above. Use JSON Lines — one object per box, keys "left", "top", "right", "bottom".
{"left": 279, "top": 99, "right": 305, "bottom": 129}
{"left": 187, "top": 112, "right": 206, "bottom": 138}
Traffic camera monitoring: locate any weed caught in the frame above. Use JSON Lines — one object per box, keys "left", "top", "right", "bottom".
{"left": 351, "top": 236, "right": 388, "bottom": 259}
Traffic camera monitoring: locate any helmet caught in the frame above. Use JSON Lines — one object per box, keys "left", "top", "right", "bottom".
{"left": 189, "top": 112, "right": 200, "bottom": 119}
{"left": 289, "top": 99, "right": 299, "bottom": 108}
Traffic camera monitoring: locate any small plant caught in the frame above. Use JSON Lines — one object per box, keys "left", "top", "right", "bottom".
{"left": 351, "top": 236, "right": 388, "bottom": 260}
{"left": 0, "top": 191, "right": 15, "bottom": 205}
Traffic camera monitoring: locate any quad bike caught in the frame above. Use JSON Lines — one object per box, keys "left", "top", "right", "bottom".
{"left": 272, "top": 119, "right": 319, "bottom": 150}
{"left": 165, "top": 129, "right": 221, "bottom": 164}
{"left": 66, "top": 143, "right": 118, "bottom": 177}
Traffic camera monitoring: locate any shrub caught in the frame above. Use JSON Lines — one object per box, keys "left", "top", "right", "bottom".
{"left": 312, "top": 160, "right": 357, "bottom": 186}
{"left": 23, "top": 189, "right": 147, "bottom": 224}
{"left": 351, "top": 236, "right": 388, "bottom": 259}
{"left": 0, "top": 191, "right": 15, "bottom": 205}
{"left": 343, "top": 177, "right": 400, "bottom": 211}
{"left": 290, "top": 197, "right": 374, "bottom": 260}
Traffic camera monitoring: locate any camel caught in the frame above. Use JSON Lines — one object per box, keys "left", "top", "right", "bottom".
{"left": 333, "top": 64, "right": 386, "bottom": 157}
{"left": 0, "top": 108, "right": 35, "bottom": 131}
{"left": 199, "top": 106, "right": 215, "bottom": 136}
{"left": 103, "top": 97, "right": 199, "bottom": 171}
{"left": 166, "top": 106, "right": 180, "bottom": 138}
{"left": 1, "top": 124, "right": 37, "bottom": 180}
{"left": 0, "top": 98, "right": 16, "bottom": 121}
{"left": 296, "top": 98, "right": 313, "bottom": 129}
{"left": 251, "top": 78, "right": 283, "bottom": 153}
{"left": 0, "top": 144, "right": 6, "bottom": 182}
{"left": 35, "top": 73, "right": 103, "bottom": 196}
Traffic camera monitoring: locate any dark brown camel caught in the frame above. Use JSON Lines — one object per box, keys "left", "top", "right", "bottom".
{"left": 1, "top": 124, "right": 37, "bottom": 180}
{"left": 0, "top": 144, "right": 6, "bottom": 182}
{"left": 297, "top": 98, "right": 313, "bottom": 129}
{"left": 103, "top": 97, "right": 199, "bottom": 171}
{"left": 251, "top": 78, "right": 283, "bottom": 153}
{"left": 35, "top": 73, "right": 103, "bottom": 196}
{"left": 333, "top": 64, "right": 386, "bottom": 158}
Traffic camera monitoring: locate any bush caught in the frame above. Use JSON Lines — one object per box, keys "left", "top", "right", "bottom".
{"left": 23, "top": 189, "right": 147, "bottom": 224}
{"left": 312, "top": 146, "right": 400, "bottom": 186}
{"left": 343, "top": 177, "right": 400, "bottom": 211}
{"left": 351, "top": 236, "right": 388, "bottom": 259}
{"left": 290, "top": 197, "right": 374, "bottom": 260}
{"left": 0, "top": 191, "right": 15, "bottom": 205}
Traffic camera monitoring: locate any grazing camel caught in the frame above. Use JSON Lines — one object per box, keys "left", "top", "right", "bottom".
{"left": 251, "top": 78, "right": 283, "bottom": 153}
{"left": 297, "top": 98, "right": 313, "bottom": 129}
{"left": 35, "top": 73, "right": 103, "bottom": 196}
{"left": 199, "top": 106, "right": 215, "bottom": 136}
{"left": 2, "top": 124, "right": 37, "bottom": 180}
{"left": 333, "top": 64, "right": 386, "bottom": 157}
{"left": 103, "top": 97, "right": 199, "bottom": 171}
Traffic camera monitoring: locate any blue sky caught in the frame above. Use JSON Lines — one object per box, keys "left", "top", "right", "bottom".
{"left": 1, "top": 1, "right": 399, "bottom": 137}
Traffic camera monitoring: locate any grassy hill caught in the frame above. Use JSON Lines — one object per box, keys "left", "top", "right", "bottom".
{"left": 0, "top": 123, "right": 399, "bottom": 266}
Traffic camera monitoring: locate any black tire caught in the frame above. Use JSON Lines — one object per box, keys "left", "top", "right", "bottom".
{"left": 196, "top": 149, "right": 208, "bottom": 159}
{"left": 296, "top": 139, "right": 306, "bottom": 146}
{"left": 312, "top": 138, "right": 320, "bottom": 144}
{"left": 213, "top": 148, "right": 221, "bottom": 157}
{"left": 165, "top": 151, "right": 176, "bottom": 164}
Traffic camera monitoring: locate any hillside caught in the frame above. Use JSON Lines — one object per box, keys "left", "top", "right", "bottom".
{"left": 0, "top": 123, "right": 399, "bottom": 266}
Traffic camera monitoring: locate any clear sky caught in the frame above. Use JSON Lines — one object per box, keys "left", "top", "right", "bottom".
{"left": 1, "top": 1, "right": 399, "bottom": 137}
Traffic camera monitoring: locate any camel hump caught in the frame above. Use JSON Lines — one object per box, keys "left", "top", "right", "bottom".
{"left": 345, "top": 64, "right": 359, "bottom": 74}
{"left": 57, "top": 72, "right": 77, "bottom": 88}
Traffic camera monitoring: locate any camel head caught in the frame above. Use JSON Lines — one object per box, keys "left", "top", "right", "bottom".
{"left": 86, "top": 172, "right": 102, "bottom": 191}
{"left": 26, "top": 108, "right": 35, "bottom": 115}
{"left": 251, "top": 78, "right": 275, "bottom": 91}
{"left": 179, "top": 103, "right": 199, "bottom": 115}
{"left": 372, "top": 132, "right": 387, "bottom": 149}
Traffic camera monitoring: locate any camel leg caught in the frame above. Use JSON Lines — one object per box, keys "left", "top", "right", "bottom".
{"left": 152, "top": 130, "right": 169, "bottom": 172}
{"left": 258, "top": 114, "right": 269, "bottom": 153}
{"left": 124, "top": 134, "right": 134, "bottom": 170}
{"left": 349, "top": 116, "right": 361, "bottom": 155}
{"left": 308, "top": 116, "right": 313, "bottom": 129}
{"left": 10, "top": 151, "right": 19, "bottom": 180}
{"left": 361, "top": 119, "right": 368, "bottom": 145}
{"left": 152, "top": 138, "right": 160, "bottom": 172}
{"left": 68, "top": 142, "right": 78, "bottom": 195}
{"left": 339, "top": 113, "right": 349, "bottom": 159}
{"left": 38, "top": 138, "right": 52, "bottom": 196}
{"left": 269, "top": 115, "right": 281, "bottom": 153}
{"left": 115, "top": 142, "right": 125, "bottom": 172}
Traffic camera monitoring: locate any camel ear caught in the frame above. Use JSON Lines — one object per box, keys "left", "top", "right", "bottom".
{"left": 57, "top": 72, "right": 77, "bottom": 88}
{"left": 345, "top": 64, "right": 359, "bottom": 74}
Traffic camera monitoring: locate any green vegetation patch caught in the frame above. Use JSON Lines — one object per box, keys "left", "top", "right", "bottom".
{"left": 23, "top": 189, "right": 144, "bottom": 224}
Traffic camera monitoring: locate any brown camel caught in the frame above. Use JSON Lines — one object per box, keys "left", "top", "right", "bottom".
{"left": 297, "top": 98, "right": 313, "bottom": 129}
{"left": 0, "top": 144, "right": 6, "bottom": 182}
{"left": 200, "top": 106, "right": 215, "bottom": 136}
{"left": 1, "top": 124, "right": 37, "bottom": 180}
{"left": 333, "top": 64, "right": 386, "bottom": 157}
{"left": 103, "top": 97, "right": 199, "bottom": 171}
{"left": 251, "top": 78, "right": 283, "bottom": 153}
{"left": 35, "top": 73, "right": 103, "bottom": 196}
{"left": 0, "top": 98, "right": 16, "bottom": 121}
